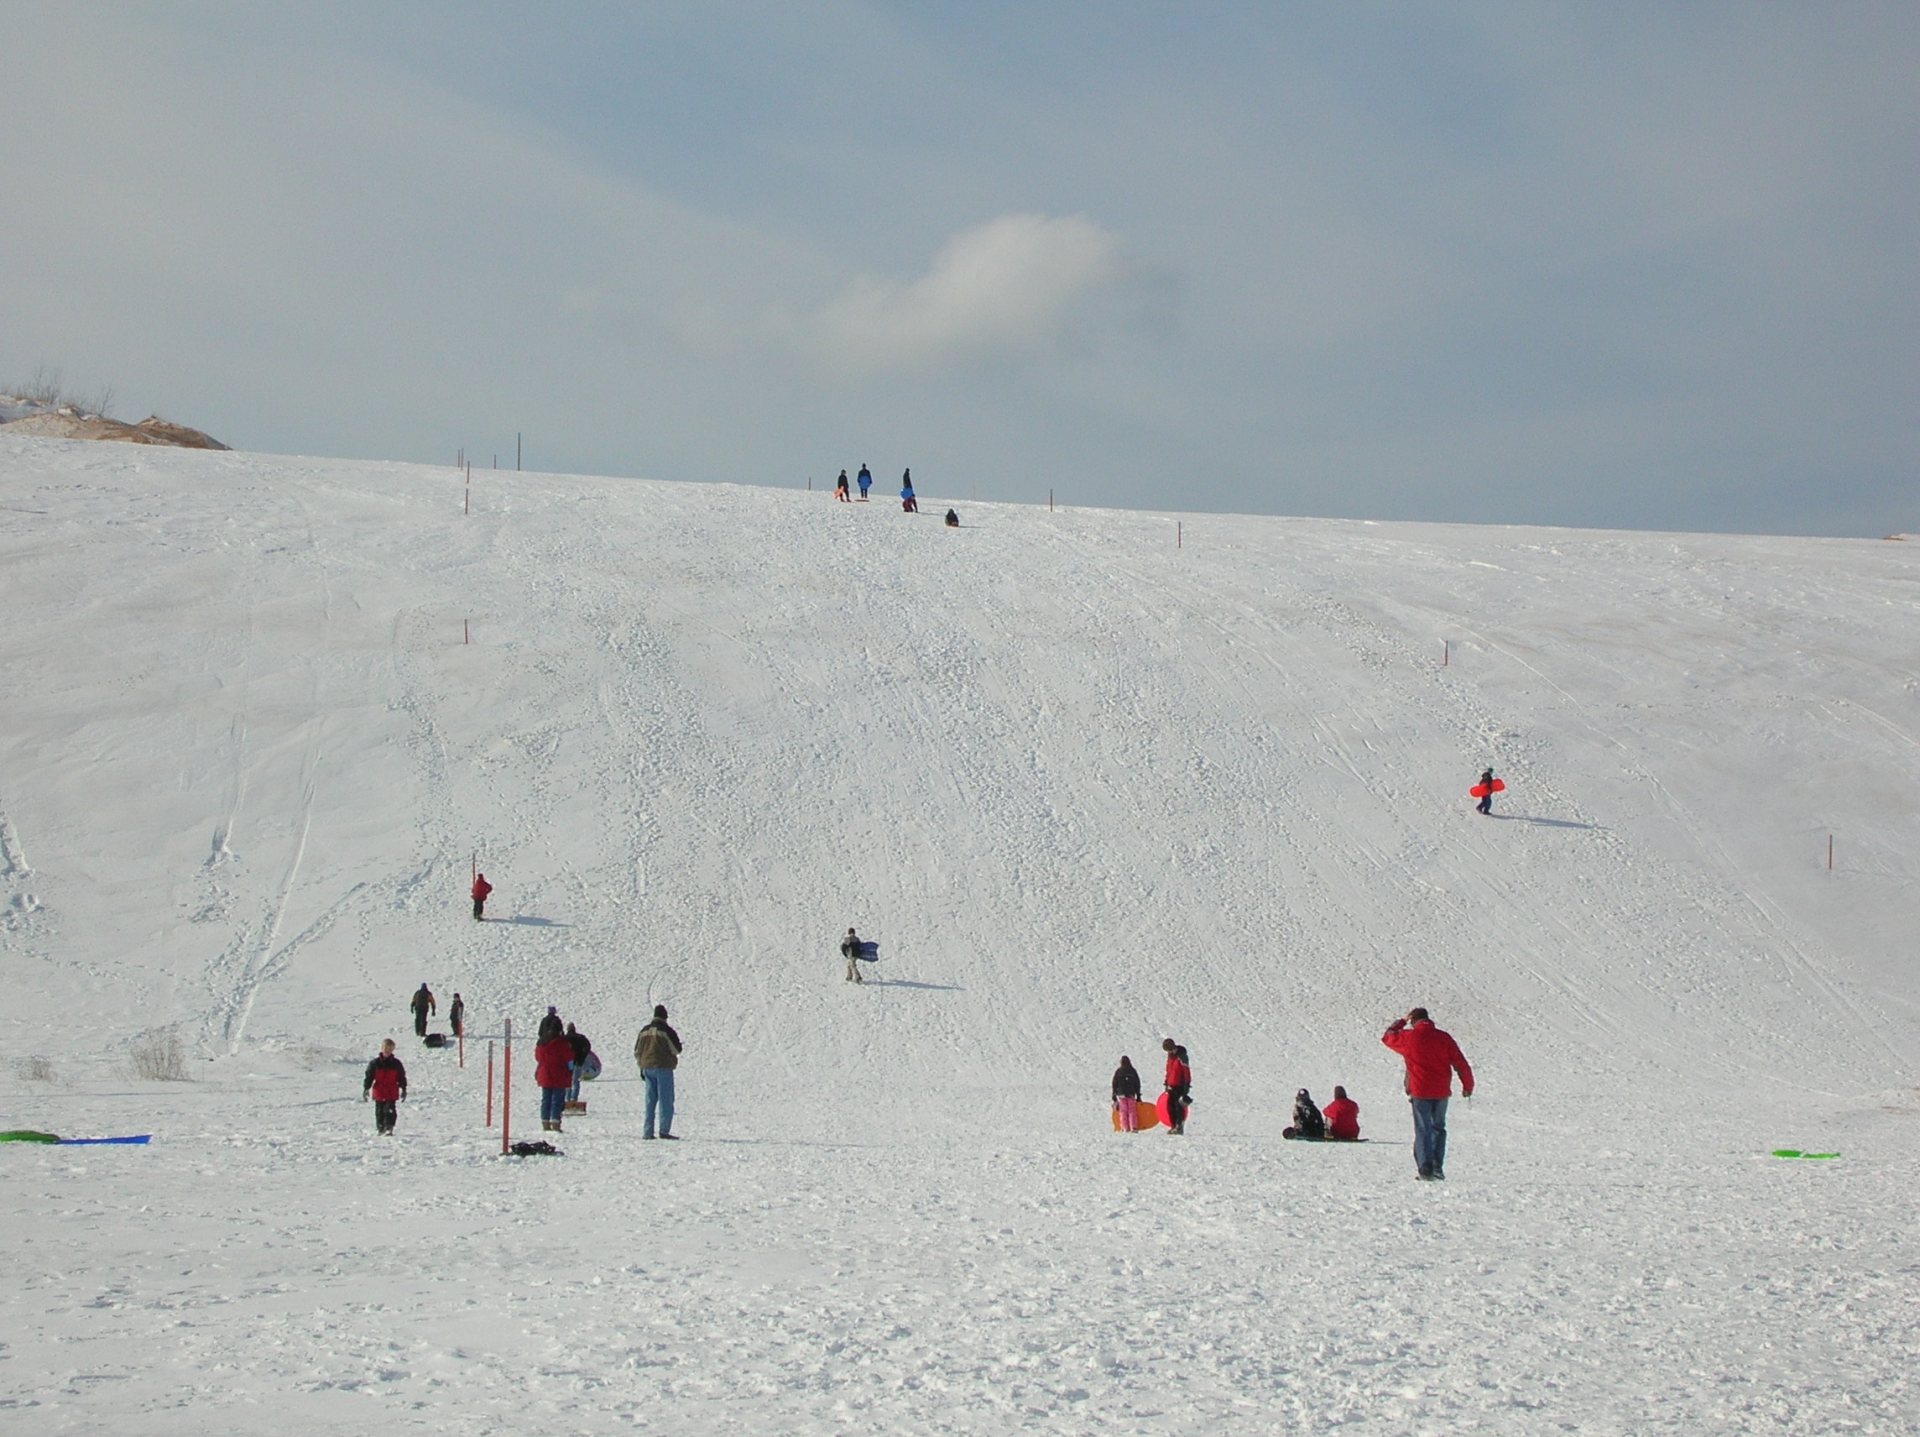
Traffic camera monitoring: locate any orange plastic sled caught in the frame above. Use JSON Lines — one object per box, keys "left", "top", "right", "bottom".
{"left": 1110, "top": 1099, "right": 1162, "bottom": 1132}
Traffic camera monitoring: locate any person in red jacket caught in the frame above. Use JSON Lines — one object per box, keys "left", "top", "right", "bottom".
{"left": 1382, "top": 1007, "right": 1474, "bottom": 1180}
{"left": 534, "top": 1029, "right": 574, "bottom": 1132}
{"left": 362, "top": 1038, "right": 408, "bottom": 1136}
{"left": 471, "top": 872, "right": 493, "bottom": 921}
{"left": 1324, "top": 1085, "right": 1361, "bottom": 1142}
{"left": 1161, "top": 1038, "right": 1191, "bottom": 1135}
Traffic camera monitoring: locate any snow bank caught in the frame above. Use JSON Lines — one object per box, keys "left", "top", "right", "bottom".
{"left": 0, "top": 436, "right": 1914, "bottom": 1434}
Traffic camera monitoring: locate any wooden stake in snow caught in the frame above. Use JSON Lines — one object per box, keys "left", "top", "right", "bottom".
{"left": 486, "top": 1042, "right": 494, "bottom": 1127}
{"left": 501, "top": 1018, "right": 512, "bottom": 1155}
{"left": 1828, "top": 834, "right": 1834, "bottom": 871}
{"left": 1443, "top": 640, "right": 1449, "bottom": 668}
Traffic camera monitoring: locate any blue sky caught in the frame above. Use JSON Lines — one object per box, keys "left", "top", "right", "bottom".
{"left": 2, "top": 2, "right": 1914, "bottom": 536}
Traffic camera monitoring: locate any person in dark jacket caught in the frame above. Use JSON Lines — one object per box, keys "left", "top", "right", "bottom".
{"left": 1111, "top": 1055, "right": 1143, "bottom": 1131}
{"left": 841, "top": 926, "right": 865, "bottom": 984}
{"left": 565, "top": 1022, "right": 593, "bottom": 1108}
{"left": 634, "top": 1005, "right": 684, "bottom": 1139}
{"left": 471, "top": 872, "right": 493, "bottom": 920}
{"left": 1324, "top": 1085, "right": 1361, "bottom": 1141}
{"left": 856, "top": 464, "right": 872, "bottom": 500}
{"left": 1284, "top": 1088, "right": 1326, "bottom": 1140}
{"left": 900, "top": 471, "right": 918, "bottom": 512}
{"left": 537, "top": 1005, "right": 564, "bottom": 1043}
{"left": 1476, "top": 768, "right": 1497, "bottom": 816}
{"left": 835, "top": 469, "right": 851, "bottom": 502}
{"left": 448, "top": 992, "right": 465, "bottom": 1040}
{"left": 1383, "top": 1007, "right": 1474, "bottom": 1179}
{"left": 944, "top": 508, "right": 959, "bottom": 528}
{"left": 1162, "top": 1038, "right": 1191, "bottom": 1134}
{"left": 533, "top": 1029, "right": 574, "bottom": 1132}
{"left": 362, "top": 1039, "right": 408, "bottom": 1135}
{"left": 410, "top": 983, "right": 435, "bottom": 1038}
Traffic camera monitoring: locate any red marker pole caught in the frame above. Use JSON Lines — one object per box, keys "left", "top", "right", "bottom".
{"left": 1443, "top": 640, "right": 1449, "bottom": 668}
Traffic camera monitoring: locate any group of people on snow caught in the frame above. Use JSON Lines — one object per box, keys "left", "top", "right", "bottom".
{"left": 369, "top": 975, "right": 685, "bottom": 1142}
{"left": 830, "top": 464, "right": 958, "bottom": 527}
{"left": 1103, "top": 1008, "right": 1474, "bottom": 1179}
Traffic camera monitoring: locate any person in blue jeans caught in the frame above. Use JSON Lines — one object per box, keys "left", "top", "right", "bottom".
{"left": 633, "top": 1004, "right": 683, "bottom": 1139}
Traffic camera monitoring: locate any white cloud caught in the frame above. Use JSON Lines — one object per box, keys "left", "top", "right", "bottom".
{"left": 813, "top": 214, "right": 1129, "bottom": 371}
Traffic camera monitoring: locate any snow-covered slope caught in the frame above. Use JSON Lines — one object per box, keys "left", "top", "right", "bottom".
{"left": 2, "top": 434, "right": 1915, "bottom": 1434}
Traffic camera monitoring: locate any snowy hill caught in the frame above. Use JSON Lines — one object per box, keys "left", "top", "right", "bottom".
{"left": 2, "top": 432, "right": 1915, "bottom": 1435}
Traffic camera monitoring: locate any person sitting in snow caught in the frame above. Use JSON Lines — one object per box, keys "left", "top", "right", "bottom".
{"left": 1283, "top": 1088, "right": 1327, "bottom": 1140}
{"left": 944, "top": 508, "right": 959, "bottom": 528}
{"left": 1324, "top": 1085, "right": 1361, "bottom": 1141}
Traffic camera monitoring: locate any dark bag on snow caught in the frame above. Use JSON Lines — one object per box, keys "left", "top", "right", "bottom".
{"left": 423, "top": 1033, "right": 448, "bottom": 1048}
{"left": 509, "top": 1140, "right": 563, "bottom": 1157}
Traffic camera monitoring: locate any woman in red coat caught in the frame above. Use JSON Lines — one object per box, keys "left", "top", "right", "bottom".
{"left": 1324, "top": 1085, "right": 1361, "bottom": 1141}
{"left": 471, "top": 872, "right": 493, "bottom": 921}
{"left": 534, "top": 1030, "right": 574, "bottom": 1132}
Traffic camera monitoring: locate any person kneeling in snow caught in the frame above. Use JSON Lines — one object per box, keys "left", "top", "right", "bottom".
{"left": 1283, "top": 1088, "right": 1326, "bottom": 1140}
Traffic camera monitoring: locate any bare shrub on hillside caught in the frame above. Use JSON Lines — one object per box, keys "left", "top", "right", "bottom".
{"left": 18, "top": 1055, "right": 55, "bottom": 1082}
{"left": 7, "top": 366, "right": 114, "bottom": 418}
{"left": 129, "top": 1026, "right": 189, "bottom": 1082}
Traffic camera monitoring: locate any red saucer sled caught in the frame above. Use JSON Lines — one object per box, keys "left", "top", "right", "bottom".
{"left": 1469, "top": 779, "right": 1506, "bottom": 798}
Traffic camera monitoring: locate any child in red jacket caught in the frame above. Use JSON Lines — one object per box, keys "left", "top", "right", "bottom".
{"left": 1161, "top": 1038, "right": 1191, "bottom": 1134}
{"left": 362, "top": 1039, "right": 408, "bottom": 1136}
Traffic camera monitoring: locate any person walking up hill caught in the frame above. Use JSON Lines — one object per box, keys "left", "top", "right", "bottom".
{"left": 362, "top": 1038, "right": 408, "bottom": 1136}
{"left": 1382, "top": 1007, "right": 1474, "bottom": 1180}
{"left": 635, "top": 1005, "right": 684, "bottom": 1140}
{"left": 471, "top": 872, "right": 493, "bottom": 920}
{"left": 410, "top": 983, "right": 436, "bottom": 1039}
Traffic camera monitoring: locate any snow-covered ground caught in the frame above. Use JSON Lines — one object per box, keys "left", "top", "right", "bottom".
{"left": 1, "top": 433, "right": 1915, "bottom": 1435}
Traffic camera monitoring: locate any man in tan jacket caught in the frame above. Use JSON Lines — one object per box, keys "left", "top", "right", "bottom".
{"left": 634, "top": 1004, "right": 683, "bottom": 1139}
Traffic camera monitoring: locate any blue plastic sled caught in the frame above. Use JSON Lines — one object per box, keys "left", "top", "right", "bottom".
{"left": 61, "top": 1135, "right": 153, "bottom": 1146}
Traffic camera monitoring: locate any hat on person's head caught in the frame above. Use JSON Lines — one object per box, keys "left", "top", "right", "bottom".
{"left": 1162, "top": 1037, "right": 1176, "bottom": 1051}
{"left": 547, "top": 1005, "right": 558, "bottom": 1015}
{"left": 1408, "top": 1006, "right": 1430, "bottom": 1023}
{"left": 653, "top": 1004, "right": 668, "bottom": 1019}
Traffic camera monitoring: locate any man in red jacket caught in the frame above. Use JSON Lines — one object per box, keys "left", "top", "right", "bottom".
{"left": 1381, "top": 1007, "right": 1474, "bottom": 1180}
{"left": 471, "top": 872, "right": 493, "bottom": 921}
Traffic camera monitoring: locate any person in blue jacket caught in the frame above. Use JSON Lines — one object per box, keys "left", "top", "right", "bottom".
{"left": 900, "top": 469, "right": 918, "bottom": 513}
{"left": 856, "top": 464, "right": 872, "bottom": 501}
